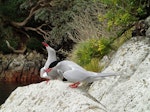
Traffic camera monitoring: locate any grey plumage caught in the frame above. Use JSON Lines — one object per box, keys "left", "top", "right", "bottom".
{"left": 47, "top": 60, "right": 117, "bottom": 83}
{"left": 40, "top": 42, "right": 118, "bottom": 85}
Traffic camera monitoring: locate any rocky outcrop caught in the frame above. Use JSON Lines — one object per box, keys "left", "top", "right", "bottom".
{"left": 0, "top": 81, "right": 106, "bottom": 112}
{"left": 0, "top": 51, "right": 46, "bottom": 83}
{"left": 88, "top": 36, "right": 150, "bottom": 112}
{"left": 145, "top": 16, "right": 150, "bottom": 38}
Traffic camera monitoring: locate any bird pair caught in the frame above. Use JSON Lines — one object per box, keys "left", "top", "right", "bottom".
{"left": 40, "top": 42, "right": 117, "bottom": 88}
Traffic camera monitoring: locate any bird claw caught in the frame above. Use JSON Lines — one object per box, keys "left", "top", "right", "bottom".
{"left": 69, "top": 82, "right": 80, "bottom": 88}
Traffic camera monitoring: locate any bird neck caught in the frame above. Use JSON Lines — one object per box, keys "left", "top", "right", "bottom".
{"left": 40, "top": 67, "right": 45, "bottom": 78}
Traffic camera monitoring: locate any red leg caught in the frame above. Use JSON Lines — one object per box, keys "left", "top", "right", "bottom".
{"left": 45, "top": 79, "right": 50, "bottom": 84}
{"left": 69, "top": 82, "right": 80, "bottom": 88}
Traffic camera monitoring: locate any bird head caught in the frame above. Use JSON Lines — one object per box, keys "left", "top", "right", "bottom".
{"left": 42, "top": 42, "right": 49, "bottom": 47}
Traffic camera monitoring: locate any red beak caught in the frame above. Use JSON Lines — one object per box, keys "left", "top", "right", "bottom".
{"left": 42, "top": 42, "right": 49, "bottom": 47}
{"left": 44, "top": 68, "right": 52, "bottom": 73}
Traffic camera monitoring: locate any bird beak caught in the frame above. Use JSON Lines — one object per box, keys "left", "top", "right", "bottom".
{"left": 42, "top": 42, "right": 49, "bottom": 47}
{"left": 44, "top": 68, "right": 52, "bottom": 73}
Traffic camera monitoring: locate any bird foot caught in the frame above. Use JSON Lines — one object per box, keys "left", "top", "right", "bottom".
{"left": 45, "top": 79, "right": 50, "bottom": 84}
{"left": 69, "top": 82, "right": 80, "bottom": 88}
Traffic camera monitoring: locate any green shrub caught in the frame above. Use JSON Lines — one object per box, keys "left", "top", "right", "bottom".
{"left": 70, "top": 37, "right": 112, "bottom": 67}
{"left": 37, "top": 0, "right": 102, "bottom": 45}
{"left": 26, "top": 38, "right": 43, "bottom": 51}
{"left": 92, "top": 37, "right": 112, "bottom": 56}
{"left": 0, "top": 0, "right": 25, "bottom": 21}
{"left": 84, "top": 58, "right": 104, "bottom": 72}
{"left": 97, "top": 0, "right": 150, "bottom": 31}
{"left": 71, "top": 40, "right": 93, "bottom": 66}
{"left": 112, "top": 27, "right": 133, "bottom": 49}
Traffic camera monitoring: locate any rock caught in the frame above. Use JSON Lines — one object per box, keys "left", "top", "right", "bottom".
{"left": 145, "top": 16, "right": 150, "bottom": 38}
{"left": 132, "top": 20, "right": 148, "bottom": 37}
{"left": 99, "top": 55, "right": 110, "bottom": 70}
{"left": 0, "top": 80, "right": 106, "bottom": 112}
{"left": 146, "top": 27, "right": 150, "bottom": 38}
{"left": 88, "top": 37, "right": 150, "bottom": 112}
{"left": 26, "top": 51, "right": 36, "bottom": 61}
{"left": 0, "top": 51, "right": 45, "bottom": 83}
{"left": 145, "top": 16, "right": 150, "bottom": 27}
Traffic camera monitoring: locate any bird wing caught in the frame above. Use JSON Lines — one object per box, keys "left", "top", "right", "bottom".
{"left": 44, "top": 46, "right": 57, "bottom": 69}
{"left": 60, "top": 60, "right": 86, "bottom": 71}
{"left": 97, "top": 72, "right": 117, "bottom": 77}
{"left": 84, "top": 72, "right": 117, "bottom": 83}
{"left": 63, "top": 69, "right": 91, "bottom": 82}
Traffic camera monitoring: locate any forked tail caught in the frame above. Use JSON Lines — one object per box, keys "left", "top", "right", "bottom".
{"left": 86, "top": 72, "right": 118, "bottom": 83}
{"left": 97, "top": 72, "right": 117, "bottom": 77}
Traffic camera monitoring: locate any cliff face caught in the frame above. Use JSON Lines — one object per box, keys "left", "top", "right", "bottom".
{"left": 0, "top": 18, "right": 150, "bottom": 112}
{"left": 0, "top": 51, "right": 46, "bottom": 83}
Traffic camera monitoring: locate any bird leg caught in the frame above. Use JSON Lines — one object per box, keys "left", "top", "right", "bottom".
{"left": 45, "top": 79, "right": 50, "bottom": 84}
{"left": 69, "top": 82, "right": 80, "bottom": 88}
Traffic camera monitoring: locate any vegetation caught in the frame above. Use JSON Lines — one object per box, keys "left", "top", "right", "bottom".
{"left": 84, "top": 58, "right": 104, "bottom": 72}
{"left": 0, "top": 0, "right": 149, "bottom": 71}
{"left": 0, "top": 0, "right": 25, "bottom": 21}
{"left": 0, "top": 38, "right": 19, "bottom": 54}
{"left": 0, "top": 0, "right": 103, "bottom": 54}
{"left": 26, "top": 38, "right": 43, "bottom": 52}
{"left": 112, "top": 28, "right": 133, "bottom": 49}
{"left": 69, "top": 0, "right": 150, "bottom": 71}
{"left": 70, "top": 37, "right": 113, "bottom": 71}
{"left": 98, "top": 0, "right": 150, "bottom": 30}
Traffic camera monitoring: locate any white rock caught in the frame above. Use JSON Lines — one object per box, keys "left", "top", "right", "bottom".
{"left": 0, "top": 81, "right": 106, "bottom": 112}
{"left": 89, "top": 37, "right": 150, "bottom": 112}
{"left": 146, "top": 27, "right": 150, "bottom": 38}
{"left": 145, "top": 16, "right": 150, "bottom": 27}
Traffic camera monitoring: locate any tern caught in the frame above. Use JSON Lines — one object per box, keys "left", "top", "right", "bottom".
{"left": 40, "top": 42, "right": 117, "bottom": 88}
{"left": 40, "top": 42, "right": 57, "bottom": 79}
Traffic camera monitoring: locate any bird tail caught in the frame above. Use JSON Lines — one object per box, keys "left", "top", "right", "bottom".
{"left": 85, "top": 72, "right": 118, "bottom": 83}
{"left": 96, "top": 72, "right": 117, "bottom": 77}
